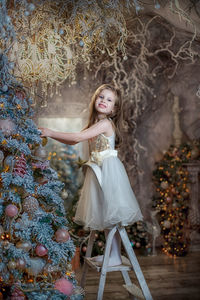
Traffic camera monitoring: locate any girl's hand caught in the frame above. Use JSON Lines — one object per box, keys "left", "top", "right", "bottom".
{"left": 38, "top": 127, "right": 53, "bottom": 138}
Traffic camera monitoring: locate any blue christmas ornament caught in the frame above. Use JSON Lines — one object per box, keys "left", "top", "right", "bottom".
{"left": 2, "top": 85, "right": 8, "bottom": 92}
{"left": 59, "top": 29, "right": 64, "bottom": 35}
{"left": 9, "top": 62, "right": 14, "bottom": 69}
{"left": 130, "top": 241, "right": 135, "bottom": 247}
{"left": 67, "top": 147, "right": 74, "bottom": 155}
{"left": 5, "top": 16, "right": 11, "bottom": 23}
{"left": 147, "top": 247, "right": 152, "bottom": 254}
{"left": 79, "top": 40, "right": 84, "bottom": 47}
{"left": 135, "top": 5, "right": 141, "bottom": 13}
{"left": 155, "top": 3, "right": 160, "bottom": 9}
{"left": 133, "top": 0, "right": 143, "bottom": 14}
{"left": 24, "top": 11, "right": 30, "bottom": 17}
{"left": 28, "top": 3, "right": 35, "bottom": 11}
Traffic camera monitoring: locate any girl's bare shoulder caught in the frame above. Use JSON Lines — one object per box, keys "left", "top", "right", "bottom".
{"left": 98, "top": 118, "right": 114, "bottom": 136}
{"left": 99, "top": 118, "right": 112, "bottom": 125}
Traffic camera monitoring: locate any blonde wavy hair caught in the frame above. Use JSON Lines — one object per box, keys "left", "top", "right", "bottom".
{"left": 85, "top": 84, "right": 123, "bottom": 146}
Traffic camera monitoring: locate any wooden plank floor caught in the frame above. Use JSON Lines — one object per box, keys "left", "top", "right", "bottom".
{"left": 75, "top": 250, "right": 200, "bottom": 300}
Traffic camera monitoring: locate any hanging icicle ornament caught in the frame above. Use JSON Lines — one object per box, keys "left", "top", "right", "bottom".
{"left": 0, "top": 225, "right": 4, "bottom": 236}
{"left": 0, "top": 150, "right": 4, "bottom": 167}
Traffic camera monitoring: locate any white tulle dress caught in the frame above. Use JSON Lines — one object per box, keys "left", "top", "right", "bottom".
{"left": 74, "top": 133, "right": 143, "bottom": 230}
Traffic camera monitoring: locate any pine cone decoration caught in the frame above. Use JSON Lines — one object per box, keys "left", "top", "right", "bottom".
{"left": 23, "top": 196, "right": 39, "bottom": 215}
{"left": 13, "top": 154, "right": 27, "bottom": 177}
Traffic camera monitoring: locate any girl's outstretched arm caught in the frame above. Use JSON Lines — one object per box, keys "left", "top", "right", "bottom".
{"left": 39, "top": 119, "right": 113, "bottom": 145}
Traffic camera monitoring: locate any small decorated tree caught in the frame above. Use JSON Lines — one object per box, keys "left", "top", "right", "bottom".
{"left": 152, "top": 142, "right": 200, "bottom": 257}
{"left": 127, "top": 221, "right": 151, "bottom": 255}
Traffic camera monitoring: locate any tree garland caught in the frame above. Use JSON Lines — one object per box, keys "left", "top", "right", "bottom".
{"left": 152, "top": 141, "right": 200, "bottom": 257}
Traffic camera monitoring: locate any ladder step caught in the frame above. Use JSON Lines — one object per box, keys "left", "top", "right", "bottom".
{"left": 123, "top": 283, "right": 145, "bottom": 300}
{"left": 84, "top": 255, "right": 132, "bottom": 273}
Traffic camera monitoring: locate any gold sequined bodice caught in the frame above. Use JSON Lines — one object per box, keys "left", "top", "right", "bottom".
{"left": 89, "top": 133, "right": 115, "bottom": 154}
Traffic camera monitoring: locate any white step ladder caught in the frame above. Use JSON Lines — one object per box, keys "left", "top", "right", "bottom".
{"left": 80, "top": 225, "right": 154, "bottom": 300}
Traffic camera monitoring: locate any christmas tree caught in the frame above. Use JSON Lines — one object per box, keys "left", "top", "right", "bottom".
{"left": 152, "top": 142, "right": 200, "bottom": 257}
{"left": 0, "top": 56, "right": 84, "bottom": 299}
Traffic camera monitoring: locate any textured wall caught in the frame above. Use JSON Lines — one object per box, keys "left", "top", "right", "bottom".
{"left": 131, "top": 62, "right": 200, "bottom": 219}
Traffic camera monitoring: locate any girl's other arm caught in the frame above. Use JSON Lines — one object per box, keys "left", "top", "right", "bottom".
{"left": 39, "top": 119, "right": 112, "bottom": 145}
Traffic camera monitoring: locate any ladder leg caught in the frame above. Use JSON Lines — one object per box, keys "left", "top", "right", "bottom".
{"left": 80, "top": 230, "right": 96, "bottom": 288}
{"left": 121, "top": 271, "right": 136, "bottom": 300}
{"left": 97, "top": 226, "right": 117, "bottom": 300}
{"left": 118, "top": 227, "right": 153, "bottom": 300}
{"left": 121, "top": 270, "right": 132, "bottom": 285}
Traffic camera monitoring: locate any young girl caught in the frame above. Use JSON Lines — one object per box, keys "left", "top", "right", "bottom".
{"left": 39, "top": 84, "right": 143, "bottom": 266}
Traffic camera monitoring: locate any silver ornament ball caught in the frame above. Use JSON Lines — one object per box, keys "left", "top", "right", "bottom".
{"left": 17, "top": 258, "right": 26, "bottom": 269}
{"left": 163, "top": 220, "right": 171, "bottom": 229}
{"left": 0, "top": 119, "right": 15, "bottom": 136}
{"left": 26, "top": 258, "right": 45, "bottom": 276}
{"left": 34, "top": 146, "right": 48, "bottom": 161}
{"left": 160, "top": 181, "right": 169, "bottom": 189}
{"left": 8, "top": 260, "right": 17, "bottom": 270}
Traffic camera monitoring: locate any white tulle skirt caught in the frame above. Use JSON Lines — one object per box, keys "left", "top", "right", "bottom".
{"left": 74, "top": 156, "right": 143, "bottom": 230}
